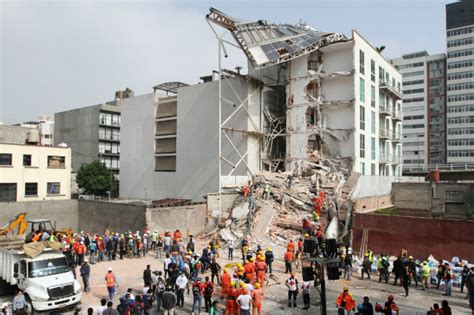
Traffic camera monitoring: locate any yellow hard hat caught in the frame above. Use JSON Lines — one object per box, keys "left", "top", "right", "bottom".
{"left": 255, "top": 282, "right": 261, "bottom": 289}
{"left": 240, "top": 282, "right": 245, "bottom": 288}
{"left": 231, "top": 281, "right": 236, "bottom": 287}
{"left": 266, "top": 247, "right": 271, "bottom": 251}
{"left": 188, "top": 250, "right": 192, "bottom": 254}
{"left": 245, "top": 260, "right": 250, "bottom": 264}
{"left": 249, "top": 257, "right": 254, "bottom": 262}
{"left": 409, "top": 256, "right": 414, "bottom": 259}
{"left": 343, "top": 286, "right": 349, "bottom": 291}
{"left": 304, "top": 233, "right": 309, "bottom": 237}
{"left": 237, "top": 263, "right": 242, "bottom": 268}
{"left": 223, "top": 268, "right": 228, "bottom": 273}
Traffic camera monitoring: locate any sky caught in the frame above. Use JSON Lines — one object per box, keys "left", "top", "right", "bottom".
{"left": 1, "top": 0, "right": 452, "bottom": 124}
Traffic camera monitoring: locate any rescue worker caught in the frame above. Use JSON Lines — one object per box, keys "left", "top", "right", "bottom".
{"left": 105, "top": 267, "right": 118, "bottom": 301}
{"left": 284, "top": 250, "right": 294, "bottom": 274}
{"left": 251, "top": 282, "right": 264, "bottom": 315}
{"left": 402, "top": 264, "right": 410, "bottom": 297}
{"left": 80, "top": 260, "right": 91, "bottom": 292}
{"left": 225, "top": 282, "right": 238, "bottom": 315}
{"left": 256, "top": 256, "right": 267, "bottom": 287}
{"left": 421, "top": 261, "right": 431, "bottom": 290}
{"left": 409, "top": 256, "right": 419, "bottom": 288}
{"left": 336, "top": 286, "right": 356, "bottom": 314}
{"left": 285, "top": 272, "right": 298, "bottom": 308}
{"left": 361, "top": 254, "right": 371, "bottom": 280}
{"left": 444, "top": 263, "right": 453, "bottom": 296}
{"left": 264, "top": 247, "right": 274, "bottom": 275}
{"left": 287, "top": 240, "right": 295, "bottom": 254}
{"left": 220, "top": 268, "right": 231, "bottom": 299}
{"left": 392, "top": 256, "right": 403, "bottom": 286}
{"left": 244, "top": 259, "right": 256, "bottom": 284}
{"left": 263, "top": 183, "right": 270, "bottom": 200}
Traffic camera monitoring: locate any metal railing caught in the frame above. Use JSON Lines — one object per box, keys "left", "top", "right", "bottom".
{"left": 392, "top": 111, "right": 403, "bottom": 120}
{"left": 403, "top": 163, "right": 474, "bottom": 172}
{"left": 379, "top": 128, "right": 391, "bottom": 138}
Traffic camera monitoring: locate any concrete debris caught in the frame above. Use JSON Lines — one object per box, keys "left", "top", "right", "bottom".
{"left": 231, "top": 201, "right": 250, "bottom": 219}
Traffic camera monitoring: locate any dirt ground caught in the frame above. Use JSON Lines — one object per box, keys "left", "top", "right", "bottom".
{"left": 70, "top": 244, "right": 472, "bottom": 315}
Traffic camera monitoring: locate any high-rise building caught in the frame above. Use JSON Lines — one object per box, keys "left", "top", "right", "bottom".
{"left": 446, "top": 0, "right": 474, "bottom": 163}
{"left": 391, "top": 51, "right": 447, "bottom": 171}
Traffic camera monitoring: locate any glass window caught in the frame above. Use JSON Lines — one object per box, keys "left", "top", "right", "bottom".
{"left": 47, "top": 156, "right": 65, "bottom": 168}
{"left": 0, "top": 153, "right": 12, "bottom": 166}
{"left": 359, "top": 78, "right": 365, "bottom": 102}
{"left": 371, "top": 137, "right": 376, "bottom": 160}
{"left": 0, "top": 183, "right": 17, "bottom": 202}
{"left": 360, "top": 105, "right": 365, "bottom": 130}
{"left": 360, "top": 134, "right": 365, "bottom": 158}
{"left": 359, "top": 50, "right": 365, "bottom": 74}
{"left": 371, "top": 163, "right": 376, "bottom": 175}
{"left": 47, "top": 182, "right": 61, "bottom": 195}
{"left": 25, "top": 183, "right": 38, "bottom": 196}
{"left": 360, "top": 162, "right": 365, "bottom": 175}
{"left": 370, "top": 60, "right": 375, "bottom": 82}
{"left": 371, "top": 111, "right": 376, "bottom": 134}
{"left": 23, "top": 154, "right": 32, "bottom": 166}
{"left": 371, "top": 86, "right": 375, "bottom": 107}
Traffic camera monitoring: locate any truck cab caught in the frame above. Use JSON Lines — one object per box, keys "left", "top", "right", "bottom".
{"left": 12, "top": 250, "right": 81, "bottom": 313}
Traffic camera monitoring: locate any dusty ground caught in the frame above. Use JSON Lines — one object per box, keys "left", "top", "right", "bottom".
{"left": 1, "top": 245, "right": 471, "bottom": 314}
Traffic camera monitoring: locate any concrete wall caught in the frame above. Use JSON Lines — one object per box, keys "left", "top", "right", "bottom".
{"left": 392, "top": 182, "right": 432, "bottom": 211}
{"left": 55, "top": 105, "right": 100, "bottom": 171}
{"left": 78, "top": 200, "right": 146, "bottom": 233}
{"left": 147, "top": 204, "right": 207, "bottom": 236}
{"left": 353, "top": 213, "right": 474, "bottom": 261}
{"left": 0, "top": 125, "right": 31, "bottom": 144}
{"left": 352, "top": 175, "right": 424, "bottom": 199}
{"left": 0, "top": 200, "right": 79, "bottom": 231}
{"left": 120, "top": 78, "right": 256, "bottom": 202}
{"left": 353, "top": 194, "right": 391, "bottom": 213}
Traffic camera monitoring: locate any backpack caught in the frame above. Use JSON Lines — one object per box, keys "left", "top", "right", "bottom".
{"left": 204, "top": 283, "right": 213, "bottom": 296}
{"left": 382, "top": 259, "right": 390, "bottom": 269}
{"left": 132, "top": 302, "right": 144, "bottom": 315}
{"left": 193, "top": 284, "right": 201, "bottom": 296}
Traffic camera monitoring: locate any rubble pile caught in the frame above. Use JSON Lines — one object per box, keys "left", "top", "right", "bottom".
{"left": 218, "top": 158, "right": 354, "bottom": 246}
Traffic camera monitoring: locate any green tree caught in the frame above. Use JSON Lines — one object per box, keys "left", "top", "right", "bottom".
{"left": 76, "top": 160, "right": 117, "bottom": 196}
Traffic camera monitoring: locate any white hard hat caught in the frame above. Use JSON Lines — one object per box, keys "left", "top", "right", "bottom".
{"left": 108, "top": 267, "right": 113, "bottom": 272}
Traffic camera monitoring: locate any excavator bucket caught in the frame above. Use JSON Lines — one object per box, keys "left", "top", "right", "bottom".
{"left": 0, "top": 213, "right": 27, "bottom": 236}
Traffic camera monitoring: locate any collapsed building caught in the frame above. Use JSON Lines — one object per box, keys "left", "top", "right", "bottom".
{"left": 120, "top": 8, "right": 403, "bottom": 204}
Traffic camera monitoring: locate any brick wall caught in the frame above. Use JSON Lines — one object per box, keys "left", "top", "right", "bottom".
{"left": 353, "top": 194, "right": 392, "bottom": 213}
{"left": 392, "top": 183, "right": 432, "bottom": 211}
{"left": 353, "top": 213, "right": 474, "bottom": 261}
{"left": 147, "top": 203, "right": 207, "bottom": 236}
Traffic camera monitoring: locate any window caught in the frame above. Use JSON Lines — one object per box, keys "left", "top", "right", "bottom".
{"left": 403, "top": 88, "right": 424, "bottom": 95}
{"left": 0, "top": 153, "right": 12, "bottom": 166}
{"left": 445, "top": 191, "right": 464, "bottom": 204}
{"left": 371, "top": 111, "right": 376, "bottom": 134}
{"left": 359, "top": 106, "right": 365, "bottom": 130}
{"left": 371, "top": 86, "right": 375, "bottom": 107}
{"left": 371, "top": 137, "right": 376, "bottom": 160}
{"left": 47, "top": 182, "right": 61, "bottom": 195}
{"left": 47, "top": 156, "right": 65, "bottom": 168}
{"left": 360, "top": 134, "right": 365, "bottom": 158}
{"left": 359, "top": 78, "right": 365, "bottom": 102}
{"left": 23, "top": 155, "right": 32, "bottom": 166}
{"left": 371, "top": 163, "right": 376, "bottom": 175}
{"left": 370, "top": 59, "right": 375, "bottom": 82}
{"left": 359, "top": 50, "right": 365, "bottom": 74}
{"left": 379, "top": 66, "right": 385, "bottom": 82}
{"left": 24, "top": 183, "right": 38, "bottom": 196}
{"left": 360, "top": 162, "right": 365, "bottom": 175}
{"left": 0, "top": 183, "right": 17, "bottom": 202}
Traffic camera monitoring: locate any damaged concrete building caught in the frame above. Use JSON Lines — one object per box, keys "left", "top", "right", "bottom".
{"left": 119, "top": 8, "right": 403, "bottom": 201}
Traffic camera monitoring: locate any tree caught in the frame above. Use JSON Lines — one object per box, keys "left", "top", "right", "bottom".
{"left": 76, "top": 160, "right": 117, "bottom": 196}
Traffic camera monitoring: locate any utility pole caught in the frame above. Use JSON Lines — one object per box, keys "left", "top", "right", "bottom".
{"left": 320, "top": 263, "right": 327, "bottom": 315}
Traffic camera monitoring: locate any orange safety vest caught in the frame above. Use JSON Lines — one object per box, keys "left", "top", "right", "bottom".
{"left": 105, "top": 273, "right": 115, "bottom": 287}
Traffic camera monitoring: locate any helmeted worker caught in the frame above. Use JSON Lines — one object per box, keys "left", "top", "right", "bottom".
{"left": 244, "top": 260, "right": 256, "bottom": 284}
{"left": 225, "top": 281, "right": 238, "bottom": 315}
{"left": 105, "top": 267, "right": 118, "bottom": 301}
{"left": 284, "top": 250, "right": 294, "bottom": 274}
{"left": 421, "top": 261, "right": 431, "bottom": 290}
{"left": 264, "top": 247, "right": 274, "bottom": 274}
{"left": 251, "top": 282, "right": 264, "bottom": 315}
{"left": 336, "top": 286, "right": 356, "bottom": 314}
{"left": 220, "top": 268, "right": 232, "bottom": 299}
{"left": 256, "top": 257, "right": 267, "bottom": 287}
{"left": 287, "top": 240, "right": 295, "bottom": 254}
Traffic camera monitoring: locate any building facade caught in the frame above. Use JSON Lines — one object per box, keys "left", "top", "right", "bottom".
{"left": 54, "top": 100, "right": 123, "bottom": 176}
{"left": 446, "top": 0, "right": 474, "bottom": 163}
{"left": 0, "top": 143, "right": 71, "bottom": 202}
{"left": 14, "top": 115, "right": 55, "bottom": 146}
{"left": 391, "top": 51, "right": 447, "bottom": 170}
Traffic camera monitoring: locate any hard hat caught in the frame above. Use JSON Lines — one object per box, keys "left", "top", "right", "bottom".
{"left": 237, "top": 263, "right": 242, "bottom": 268}
{"left": 240, "top": 282, "right": 245, "bottom": 288}
{"left": 188, "top": 250, "right": 193, "bottom": 254}
{"left": 304, "top": 233, "right": 309, "bottom": 237}
{"left": 249, "top": 257, "right": 254, "bottom": 262}
{"left": 108, "top": 267, "right": 113, "bottom": 272}
{"left": 254, "top": 282, "right": 260, "bottom": 289}
{"left": 364, "top": 253, "right": 369, "bottom": 257}
{"left": 223, "top": 268, "right": 228, "bottom": 273}
{"left": 266, "top": 247, "right": 271, "bottom": 251}
{"left": 343, "top": 286, "right": 349, "bottom": 291}
{"left": 80, "top": 241, "right": 84, "bottom": 245}
{"left": 409, "top": 256, "right": 414, "bottom": 260}
{"left": 231, "top": 281, "right": 236, "bottom": 287}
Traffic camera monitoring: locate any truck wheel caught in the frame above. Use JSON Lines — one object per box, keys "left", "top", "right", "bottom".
{"left": 25, "top": 296, "right": 38, "bottom": 315}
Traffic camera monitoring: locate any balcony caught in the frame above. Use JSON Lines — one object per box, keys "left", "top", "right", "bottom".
{"left": 379, "top": 105, "right": 392, "bottom": 117}
{"left": 379, "top": 80, "right": 403, "bottom": 100}
{"left": 99, "top": 119, "right": 120, "bottom": 128}
{"left": 392, "top": 111, "right": 403, "bottom": 121}
{"left": 379, "top": 128, "right": 391, "bottom": 140}
{"left": 380, "top": 153, "right": 392, "bottom": 164}
{"left": 392, "top": 155, "right": 402, "bottom": 164}
{"left": 392, "top": 132, "right": 402, "bottom": 143}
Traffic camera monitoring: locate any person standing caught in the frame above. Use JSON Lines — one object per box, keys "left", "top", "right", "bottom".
{"left": 361, "top": 254, "right": 371, "bottom": 280}
{"left": 191, "top": 277, "right": 204, "bottom": 315}
{"left": 461, "top": 265, "right": 470, "bottom": 294}
{"left": 175, "top": 271, "right": 188, "bottom": 307}
{"left": 343, "top": 252, "right": 352, "bottom": 280}
{"left": 336, "top": 286, "right": 356, "bottom": 315}
{"left": 441, "top": 300, "right": 452, "bottom": 315}
{"left": 301, "top": 281, "right": 311, "bottom": 310}
{"left": 80, "top": 260, "right": 91, "bottom": 292}
{"left": 264, "top": 247, "right": 274, "bottom": 275}
{"left": 421, "top": 261, "right": 431, "bottom": 290}
{"left": 227, "top": 239, "right": 234, "bottom": 260}
{"left": 444, "top": 263, "right": 453, "bottom": 296}
{"left": 161, "top": 285, "right": 177, "bottom": 315}
{"left": 467, "top": 266, "right": 474, "bottom": 313}
{"left": 209, "top": 258, "right": 221, "bottom": 284}
{"left": 96, "top": 298, "right": 107, "bottom": 315}
{"left": 402, "top": 264, "right": 410, "bottom": 297}
{"left": 102, "top": 301, "right": 119, "bottom": 315}
{"left": 360, "top": 296, "right": 374, "bottom": 315}
{"left": 220, "top": 268, "right": 231, "bottom": 299}
{"left": 392, "top": 256, "right": 403, "bottom": 286}
{"left": 143, "top": 265, "right": 152, "bottom": 287}
{"left": 105, "top": 267, "right": 118, "bottom": 301}
{"left": 203, "top": 276, "right": 214, "bottom": 313}
{"left": 285, "top": 272, "right": 298, "bottom": 308}
{"left": 12, "top": 290, "right": 27, "bottom": 315}
{"left": 236, "top": 289, "right": 252, "bottom": 315}
{"left": 251, "top": 282, "right": 264, "bottom": 315}
{"left": 284, "top": 250, "right": 293, "bottom": 274}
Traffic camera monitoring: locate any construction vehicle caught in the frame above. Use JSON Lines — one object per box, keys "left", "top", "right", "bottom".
{"left": 0, "top": 213, "right": 27, "bottom": 236}
{"left": 0, "top": 236, "right": 82, "bottom": 313}
{"left": 26, "top": 219, "right": 74, "bottom": 240}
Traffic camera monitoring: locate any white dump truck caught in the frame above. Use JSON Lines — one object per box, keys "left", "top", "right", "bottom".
{"left": 0, "top": 236, "right": 82, "bottom": 313}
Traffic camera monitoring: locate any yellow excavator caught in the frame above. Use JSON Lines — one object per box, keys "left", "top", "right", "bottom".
{"left": 0, "top": 212, "right": 27, "bottom": 236}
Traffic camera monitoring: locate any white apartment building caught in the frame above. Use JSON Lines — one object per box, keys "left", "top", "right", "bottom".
{"left": 446, "top": 0, "right": 474, "bottom": 163}
{"left": 391, "top": 51, "right": 447, "bottom": 170}
{"left": 15, "top": 115, "right": 55, "bottom": 146}
{"left": 0, "top": 143, "right": 71, "bottom": 202}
